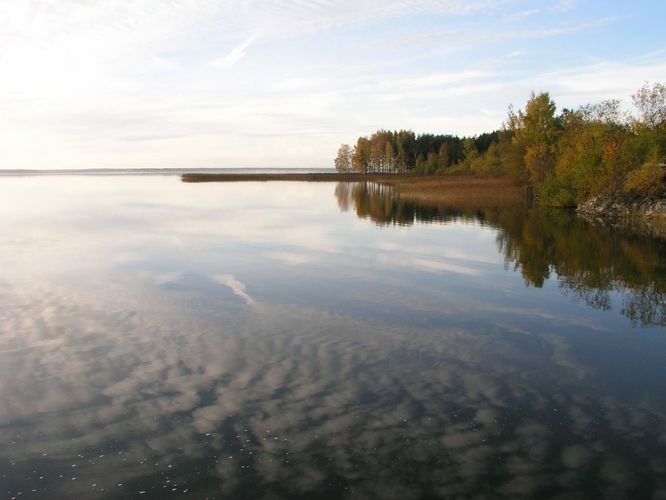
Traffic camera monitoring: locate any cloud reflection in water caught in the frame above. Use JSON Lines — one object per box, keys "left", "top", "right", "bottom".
{"left": 0, "top": 177, "right": 665, "bottom": 498}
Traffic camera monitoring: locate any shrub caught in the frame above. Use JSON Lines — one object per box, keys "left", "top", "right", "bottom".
{"left": 538, "top": 174, "right": 578, "bottom": 207}
{"left": 443, "top": 163, "right": 473, "bottom": 176}
{"left": 623, "top": 163, "right": 665, "bottom": 201}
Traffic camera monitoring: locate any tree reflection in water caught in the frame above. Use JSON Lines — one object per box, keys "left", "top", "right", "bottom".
{"left": 335, "top": 182, "right": 666, "bottom": 327}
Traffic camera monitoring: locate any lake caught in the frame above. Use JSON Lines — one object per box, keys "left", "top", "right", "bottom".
{"left": 0, "top": 175, "right": 664, "bottom": 499}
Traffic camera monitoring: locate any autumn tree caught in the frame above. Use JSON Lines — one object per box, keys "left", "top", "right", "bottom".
{"left": 369, "top": 130, "right": 393, "bottom": 172}
{"left": 352, "top": 137, "right": 371, "bottom": 173}
{"left": 521, "top": 92, "right": 561, "bottom": 185}
{"left": 633, "top": 82, "right": 666, "bottom": 130}
{"left": 334, "top": 144, "right": 353, "bottom": 173}
{"left": 462, "top": 138, "right": 478, "bottom": 164}
{"left": 338, "top": 82, "right": 664, "bottom": 206}
{"left": 501, "top": 105, "right": 529, "bottom": 186}
{"left": 385, "top": 142, "right": 395, "bottom": 172}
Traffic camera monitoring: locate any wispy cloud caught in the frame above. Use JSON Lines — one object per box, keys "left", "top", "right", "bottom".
{"left": 0, "top": 1, "right": 663, "bottom": 169}
{"left": 492, "top": 16, "right": 623, "bottom": 42}
{"left": 505, "top": 9, "right": 540, "bottom": 21}
{"left": 549, "top": 0, "right": 579, "bottom": 13}
{"left": 210, "top": 35, "right": 257, "bottom": 68}
{"left": 214, "top": 275, "right": 255, "bottom": 305}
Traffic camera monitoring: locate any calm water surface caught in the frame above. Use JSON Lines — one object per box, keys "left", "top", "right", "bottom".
{"left": 0, "top": 176, "right": 664, "bottom": 499}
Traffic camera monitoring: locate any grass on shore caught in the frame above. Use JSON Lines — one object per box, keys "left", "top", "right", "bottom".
{"left": 181, "top": 172, "right": 404, "bottom": 183}
{"left": 378, "top": 175, "right": 526, "bottom": 209}
{"left": 181, "top": 172, "right": 526, "bottom": 209}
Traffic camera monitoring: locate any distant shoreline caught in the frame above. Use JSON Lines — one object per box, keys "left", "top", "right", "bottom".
{"left": 0, "top": 168, "right": 334, "bottom": 177}
{"left": 180, "top": 172, "right": 419, "bottom": 182}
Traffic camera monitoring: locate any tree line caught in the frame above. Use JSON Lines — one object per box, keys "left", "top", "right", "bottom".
{"left": 335, "top": 82, "right": 665, "bottom": 206}
{"left": 334, "top": 130, "right": 498, "bottom": 175}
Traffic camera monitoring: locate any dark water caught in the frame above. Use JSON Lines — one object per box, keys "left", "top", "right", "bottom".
{"left": 0, "top": 176, "right": 664, "bottom": 499}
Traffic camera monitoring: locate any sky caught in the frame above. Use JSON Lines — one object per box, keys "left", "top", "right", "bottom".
{"left": 1, "top": 0, "right": 665, "bottom": 170}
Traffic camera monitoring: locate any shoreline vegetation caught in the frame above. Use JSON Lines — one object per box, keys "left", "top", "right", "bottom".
{"left": 181, "top": 173, "right": 525, "bottom": 209}
{"left": 182, "top": 172, "right": 403, "bottom": 182}
{"left": 182, "top": 82, "right": 665, "bottom": 237}
{"left": 182, "top": 171, "right": 665, "bottom": 238}
{"left": 332, "top": 82, "right": 665, "bottom": 232}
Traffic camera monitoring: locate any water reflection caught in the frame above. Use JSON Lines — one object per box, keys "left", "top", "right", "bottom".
{"left": 3, "top": 285, "right": 666, "bottom": 499}
{"left": 337, "top": 182, "right": 666, "bottom": 327}
{"left": 335, "top": 181, "right": 476, "bottom": 226}
{"left": 0, "top": 177, "right": 665, "bottom": 499}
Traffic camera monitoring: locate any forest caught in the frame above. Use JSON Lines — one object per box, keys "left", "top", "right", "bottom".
{"left": 334, "top": 82, "right": 666, "bottom": 207}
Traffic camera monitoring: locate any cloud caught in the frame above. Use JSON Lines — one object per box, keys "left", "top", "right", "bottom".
{"left": 1, "top": 281, "right": 662, "bottom": 498}
{"left": 532, "top": 59, "right": 666, "bottom": 102}
{"left": 505, "top": 9, "right": 540, "bottom": 21}
{"left": 209, "top": 35, "right": 257, "bottom": 68}
{"left": 492, "top": 16, "right": 623, "bottom": 42}
{"left": 377, "top": 70, "right": 491, "bottom": 91}
{"left": 154, "top": 271, "right": 184, "bottom": 286}
{"left": 268, "top": 251, "right": 317, "bottom": 266}
{"left": 378, "top": 255, "right": 483, "bottom": 276}
{"left": 0, "top": 176, "right": 665, "bottom": 497}
{"left": 0, "top": 1, "right": 662, "bottom": 169}
{"left": 214, "top": 274, "right": 255, "bottom": 305}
